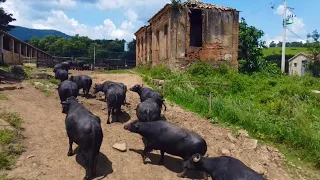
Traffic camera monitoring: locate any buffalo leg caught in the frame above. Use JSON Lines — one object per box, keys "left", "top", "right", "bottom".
{"left": 177, "top": 168, "right": 189, "bottom": 178}
{"left": 142, "top": 145, "right": 153, "bottom": 164}
{"left": 82, "top": 152, "right": 90, "bottom": 180}
{"left": 92, "top": 153, "right": 99, "bottom": 177}
{"left": 107, "top": 107, "right": 111, "bottom": 124}
{"left": 67, "top": 138, "right": 73, "bottom": 156}
{"left": 87, "top": 152, "right": 94, "bottom": 180}
{"left": 159, "top": 150, "right": 165, "bottom": 165}
{"left": 203, "top": 172, "right": 208, "bottom": 180}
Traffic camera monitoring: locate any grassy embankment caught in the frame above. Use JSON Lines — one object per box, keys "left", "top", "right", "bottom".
{"left": 135, "top": 63, "right": 320, "bottom": 169}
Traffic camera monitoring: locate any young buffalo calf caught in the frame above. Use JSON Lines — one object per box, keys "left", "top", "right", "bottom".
{"left": 62, "top": 97, "right": 103, "bottom": 180}
{"left": 184, "top": 153, "right": 266, "bottom": 180}
{"left": 124, "top": 120, "right": 207, "bottom": 178}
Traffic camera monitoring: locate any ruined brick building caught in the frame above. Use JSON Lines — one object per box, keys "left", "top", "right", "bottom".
{"left": 135, "top": 1, "right": 239, "bottom": 70}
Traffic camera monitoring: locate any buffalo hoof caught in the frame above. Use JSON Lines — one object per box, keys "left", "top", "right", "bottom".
{"left": 177, "top": 172, "right": 185, "bottom": 178}
{"left": 67, "top": 151, "right": 73, "bottom": 156}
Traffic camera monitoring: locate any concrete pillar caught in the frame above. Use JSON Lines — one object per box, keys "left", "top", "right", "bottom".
{"left": 9, "top": 39, "right": 14, "bottom": 62}
{"left": 17, "top": 43, "right": 21, "bottom": 64}
{"left": 25, "top": 46, "right": 28, "bottom": 57}
{"left": 17, "top": 43, "right": 21, "bottom": 55}
{"left": 9, "top": 39, "right": 14, "bottom": 52}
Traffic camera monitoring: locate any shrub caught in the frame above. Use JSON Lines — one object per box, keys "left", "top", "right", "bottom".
{"left": 187, "top": 62, "right": 215, "bottom": 77}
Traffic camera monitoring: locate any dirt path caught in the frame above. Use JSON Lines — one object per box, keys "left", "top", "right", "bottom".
{"left": 0, "top": 70, "right": 296, "bottom": 180}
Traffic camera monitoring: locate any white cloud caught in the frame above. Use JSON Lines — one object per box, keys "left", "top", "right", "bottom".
{"left": 49, "top": 0, "right": 77, "bottom": 9}
{"left": 266, "top": 5, "right": 307, "bottom": 45}
{"left": 2, "top": 0, "right": 32, "bottom": 27}
{"left": 125, "top": 9, "right": 138, "bottom": 22}
{"left": 96, "top": 0, "right": 126, "bottom": 10}
{"left": 2, "top": 0, "right": 137, "bottom": 41}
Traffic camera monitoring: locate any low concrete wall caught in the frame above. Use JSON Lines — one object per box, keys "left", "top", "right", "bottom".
{"left": 3, "top": 49, "right": 25, "bottom": 65}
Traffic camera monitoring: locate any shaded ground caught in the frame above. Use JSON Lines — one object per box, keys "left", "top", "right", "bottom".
{"left": 0, "top": 70, "right": 312, "bottom": 180}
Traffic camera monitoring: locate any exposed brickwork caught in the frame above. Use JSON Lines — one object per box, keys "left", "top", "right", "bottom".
{"left": 135, "top": 2, "right": 239, "bottom": 70}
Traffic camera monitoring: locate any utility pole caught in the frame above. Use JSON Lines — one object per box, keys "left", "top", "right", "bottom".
{"left": 281, "top": 0, "right": 287, "bottom": 73}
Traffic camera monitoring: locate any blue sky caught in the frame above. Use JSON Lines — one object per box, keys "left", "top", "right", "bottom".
{"left": 2, "top": 0, "right": 319, "bottom": 45}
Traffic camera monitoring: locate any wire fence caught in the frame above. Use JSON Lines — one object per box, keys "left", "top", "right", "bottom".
{"left": 36, "top": 51, "right": 136, "bottom": 70}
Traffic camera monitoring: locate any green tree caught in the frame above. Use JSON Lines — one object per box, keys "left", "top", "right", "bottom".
{"left": 238, "top": 18, "right": 266, "bottom": 73}
{"left": 127, "top": 39, "right": 136, "bottom": 52}
{"left": 269, "top": 41, "right": 276, "bottom": 47}
{"left": 307, "top": 30, "right": 320, "bottom": 60}
{"left": 0, "top": 0, "right": 16, "bottom": 32}
{"left": 29, "top": 37, "right": 41, "bottom": 48}
{"left": 277, "top": 41, "right": 282, "bottom": 47}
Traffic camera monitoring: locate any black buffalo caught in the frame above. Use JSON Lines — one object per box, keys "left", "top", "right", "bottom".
{"left": 58, "top": 80, "right": 79, "bottom": 103}
{"left": 62, "top": 61, "right": 70, "bottom": 71}
{"left": 136, "top": 98, "right": 161, "bottom": 122}
{"left": 53, "top": 63, "right": 63, "bottom": 73}
{"left": 130, "top": 84, "right": 166, "bottom": 111}
{"left": 75, "top": 61, "right": 85, "bottom": 71}
{"left": 94, "top": 81, "right": 127, "bottom": 105}
{"left": 69, "top": 75, "right": 92, "bottom": 98}
{"left": 124, "top": 120, "right": 207, "bottom": 177}
{"left": 184, "top": 153, "right": 266, "bottom": 180}
{"left": 83, "top": 63, "right": 91, "bottom": 70}
{"left": 62, "top": 97, "right": 103, "bottom": 180}
{"left": 105, "top": 85, "right": 125, "bottom": 124}
{"left": 55, "top": 69, "right": 68, "bottom": 82}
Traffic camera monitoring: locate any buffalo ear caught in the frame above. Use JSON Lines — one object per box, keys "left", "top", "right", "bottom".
{"left": 61, "top": 101, "right": 68, "bottom": 105}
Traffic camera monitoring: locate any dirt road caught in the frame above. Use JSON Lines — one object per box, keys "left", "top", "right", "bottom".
{"left": 0, "top": 70, "right": 295, "bottom": 180}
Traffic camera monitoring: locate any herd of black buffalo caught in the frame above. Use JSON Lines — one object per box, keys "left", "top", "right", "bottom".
{"left": 51, "top": 61, "right": 266, "bottom": 180}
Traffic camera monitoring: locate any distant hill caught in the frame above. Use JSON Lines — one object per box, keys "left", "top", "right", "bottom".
{"left": 8, "top": 26, "right": 72, "bottom": 41}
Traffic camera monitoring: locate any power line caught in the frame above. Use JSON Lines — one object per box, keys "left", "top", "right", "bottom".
{"left": 286, "top": 27, "right": 306, "bottom": 41}
{"left": 241, "top": 0, "right": 281, "bottom": 16}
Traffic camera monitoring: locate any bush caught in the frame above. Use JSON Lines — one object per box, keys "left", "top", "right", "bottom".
{"left": 136, "top": 64, "right": 173, "bottom": 80}
{"left": 187, "top": 62, "right": 215, "bottom": 77}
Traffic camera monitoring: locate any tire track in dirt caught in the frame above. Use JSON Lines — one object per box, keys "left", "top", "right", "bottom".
{"left": 0, "top": 71, "right": 294, "bottom": 180}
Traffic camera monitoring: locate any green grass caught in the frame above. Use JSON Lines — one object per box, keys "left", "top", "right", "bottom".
{"left": 28, "top": 78, "right": 58, "bottom": 97}
{"left": 136, "top": 63, "right": 320, "bottom": 169}
{"left": 263, "top": 47, "right": 308, "bottom": 56}
{"left": 0, "top": 112, "right": 24, "bottom": 171}
{"left": 102, "top": 69, "right": 134, "bottom": 74}
{"left": 0, "top": 112, "right": 23, "bottom": 129}
{"left": 0, "top": 93, "right": 8, "bottom": 101}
